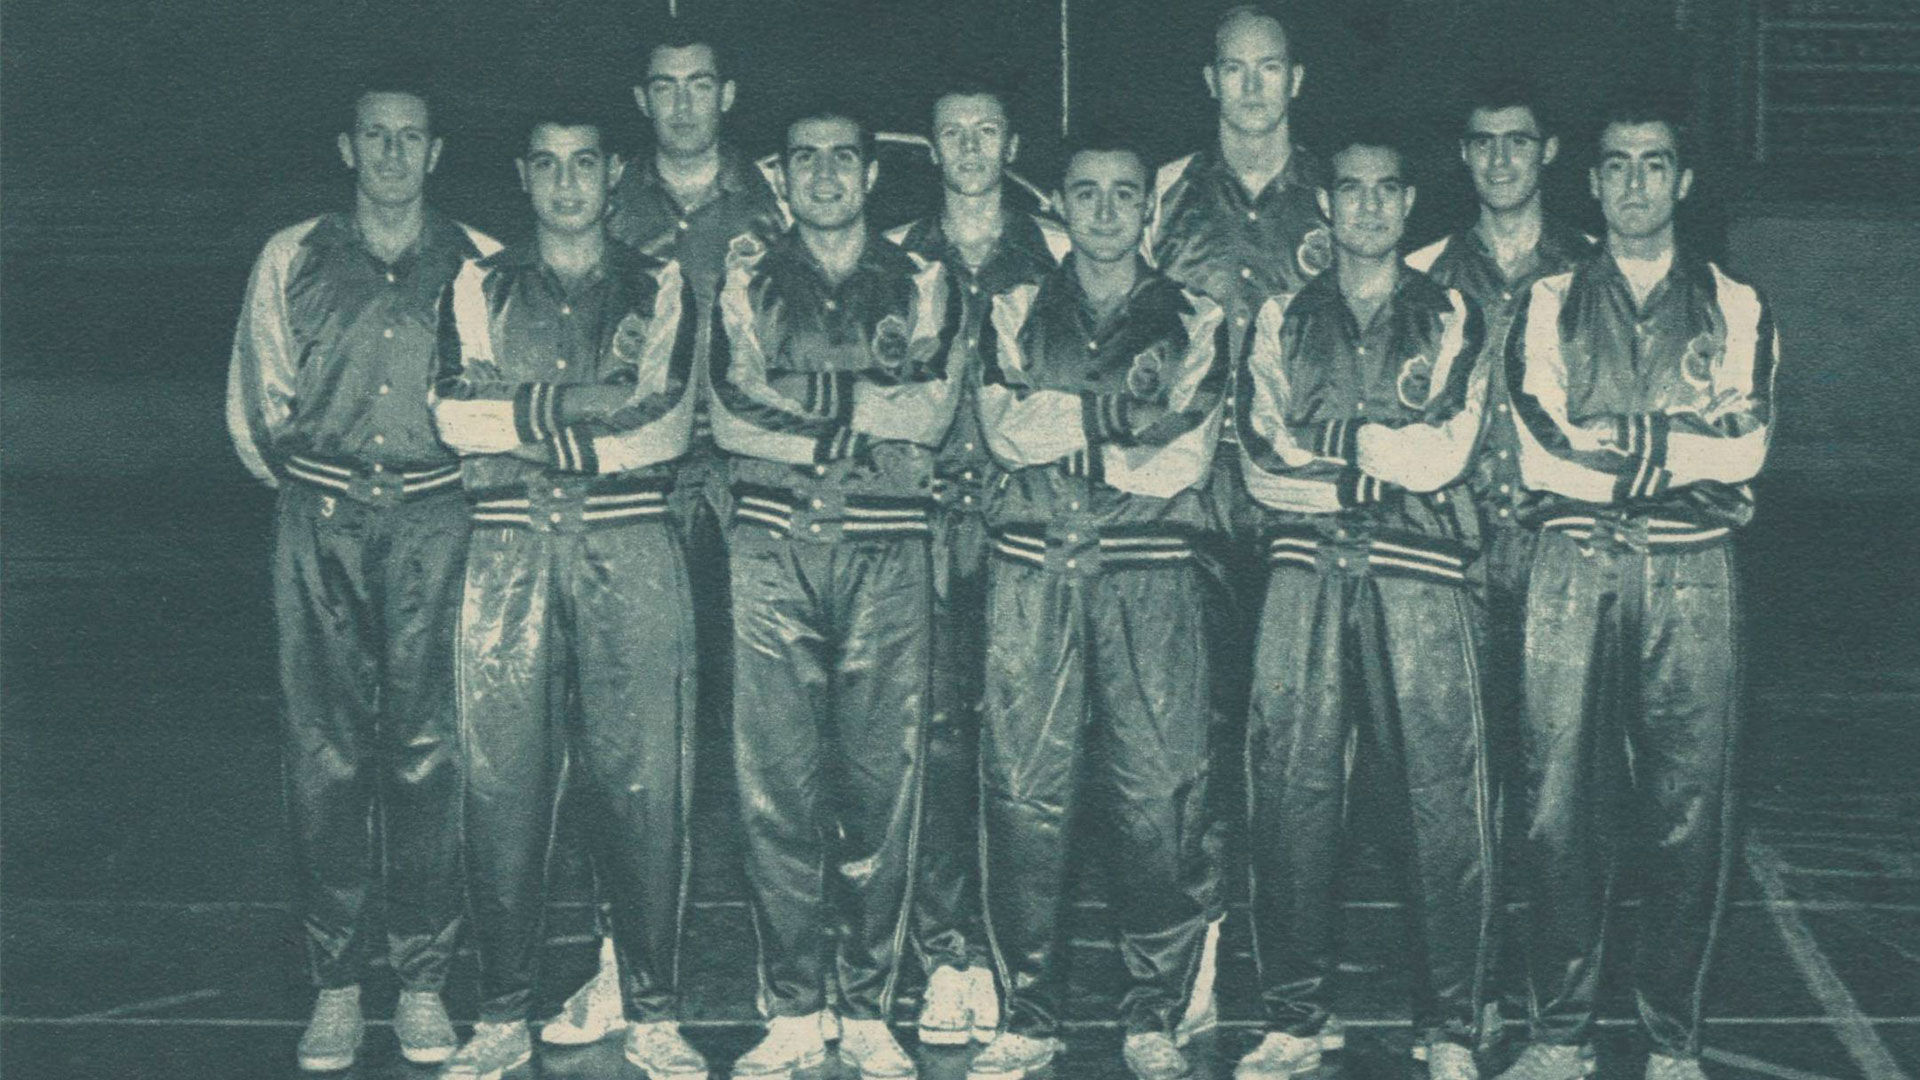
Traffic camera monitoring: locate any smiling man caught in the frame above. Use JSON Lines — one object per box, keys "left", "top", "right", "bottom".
{"left": 226, "top": 75, "right": 497, "bottom": 1074}
{"left": 1495, "top": 92, "right": 1777, "bottom": 1080}
{"left": 1234, "top": 129, "right": 1494, "bottom": 1080}
{"left": 710, "top": 104, "right": 959, "bottom": 1080}
{"left": 883, "top": 80, "right": 1069, "bottom": 1049}
{"left": 967, "top": 136, "right": 1227, "bottom": 1080}
{"left": 431, "top": 101, "right": 705, "bottom": 1080}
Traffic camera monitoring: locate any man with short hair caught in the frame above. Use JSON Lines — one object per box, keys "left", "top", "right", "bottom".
{"left": 967, "top": 136, "right": 1227, "bottom": 1080}
{"left": 431, "top": 102, "right": 705, "bottom": 1080}
{"left": 227, "top": 77, "right": 495, "bottom": 1074}
{"left": 712, "top": 105, "right": 958, "bottom": 1080}
{"left": 1234, "top": 131, "right": 1494, "bottom": 1080}
{"left": 883, "top": 80, "right": 1069, "bottom": 1049}
{"left": 541, "top": 21, "right": 786, "bottom": 1048}
{"left": 1146, "top": 10, "right": 1331, "bottom": 992}
{"left": 1495, "top": 94, "right": 1776, "bottom": 1080}
{"left": 1404, "top": 75, "right": 1594, "bottom": 1053}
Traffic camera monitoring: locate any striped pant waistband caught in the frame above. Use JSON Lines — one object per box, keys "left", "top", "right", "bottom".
{"left": 1538, "top": 514, "right": 1732, "bottom": 551}
{"left": 1266, "top": 528, "right": 1472, "bottom": 587}
{"left": 470, "top": 477, "right": 673, "bottom": 530}
{"left": 990, "top": 528, "right": 1197, "bottom": 572}
{"left": 731, "top": 483, "right": 933, "bottom": 541}
{"left": 285, "top": 455, "right": 461, "bottom": 503}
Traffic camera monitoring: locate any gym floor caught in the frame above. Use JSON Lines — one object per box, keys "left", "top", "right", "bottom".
{"left": 2, "top": 475, "right": 1915, "bottom": 1079}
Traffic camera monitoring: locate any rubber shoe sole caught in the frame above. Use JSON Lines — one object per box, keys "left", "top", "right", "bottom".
{"left": 297, "top": 1046, "right": 359, "bottom": 1073}
{"left": 1233, "top": 1050, "right": 1320, "bottom": 1080}
{"left": 967, "top": 1041, "right": 1062, "bottom": 1080}
{"left": 445, "top": 1046, "right": 532, "bottom": 1080}
{"left": 399, "top": 1042, "right": 455, "bottom": 1066}
{"left": 918, "top": 1023, "right": 972, "bottom": 1047}
{"left": 621, "top": 1047, "right": 709, "bottom": 1080}
{"left": 968, "top": 1056, "right": 1057, "bottom": 1080}
{"left": 733, "top": 1046, "right": 829, "bottom": 1078}
{"left": 540, "top": 1017, "right": 622, "bottom": 1046}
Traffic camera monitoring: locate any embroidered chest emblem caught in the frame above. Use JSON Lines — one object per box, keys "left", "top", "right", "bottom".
{"left": 1680, "top": 330, "right": 1721, "bottom": 391}
{"left": 1395, "top": 353, "right": 1434, "bottom": 410}
{"left": 1297, "top": 226, "right": 1333, "bottom": 278}
{"left": 872, "top": 313, "right": 911, "bottom": 371}
{"left": 609, "top": 312, "right": 650, "bottom": 366}
{"left": 725, "top": 231, "right": 766, "bottom": 268}
{"left": 1126, "top": 342, "right": 1171, "bottom": 399}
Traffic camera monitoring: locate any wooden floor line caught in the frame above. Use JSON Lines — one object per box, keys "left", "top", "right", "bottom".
{"left": 1703, "top": 1046, "right": 1847, "bottom": 1080}
{"left": 1747, "top": 839, "right": 1914, "bottom": 1080}
{"left": 64, "top": 988, "right": 223, "bottom": 1022}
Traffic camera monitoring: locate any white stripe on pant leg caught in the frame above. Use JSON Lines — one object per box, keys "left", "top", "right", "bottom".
{"left": 1176, "top": 916, "right": 1221, "bottom": 1042}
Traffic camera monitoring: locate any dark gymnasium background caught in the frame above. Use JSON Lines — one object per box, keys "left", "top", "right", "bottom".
{"left": 2, "top": 0, "right": 1917, "bottom": 1077}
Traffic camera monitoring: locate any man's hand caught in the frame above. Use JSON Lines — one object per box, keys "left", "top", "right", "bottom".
{"left": 434, "top": 399, "right": 523, "bottom": 454}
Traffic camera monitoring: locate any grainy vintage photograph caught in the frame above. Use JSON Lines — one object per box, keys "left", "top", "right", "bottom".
{"left": 2, "top": 1, "right": 1915, "bottom": 1078}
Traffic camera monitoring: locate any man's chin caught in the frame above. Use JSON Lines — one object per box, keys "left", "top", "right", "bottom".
{"left": 795, "top": 211, "right": 861, "bottom": 231}
{"left": 1480, "top": 189, "right": 1535, "bottom": 213}
{"left": 1224, "top": 107, "right": 1283, "bottom": 136}
{"left": 538, "top": 214, "right": 600, "bottom": 235}
{"left": 944, "top": 177, "right": 1000, "bottom": 199}
{"left": 661, "top": 134, "right": 717, "bottom": 158}
{"left": 359, "top": 184, "right": 424, "bottom": 207}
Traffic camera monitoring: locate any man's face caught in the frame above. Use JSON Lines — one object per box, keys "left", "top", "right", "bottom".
{"left": 930, "top": 93, "right": 1016, "bottom": 198}
{"left": 517, "top": 124, "right": 624, "bottom": 236}
{"left": 337, "top": 92, "right": 441, "bottom": 207}
{"left": 1319, "top": 145, "right": 1415, "bottom": 260}
{"left": 1590, "top": 121, "right": 1691, "bottom": 240}
{"left": 1462, "top": 105, "right": 1556, "bottom": 213}
{"left": 639, "top": 43, "right": 733, "bottom": 158}
{"left": 780, "top": 116, "right": 875, "bottom": 230}
{"left": 1060, "top": 150, "right": 1150, "bottom": 265}
{"left": 1204, "top": 14, "right": 1302, "bottom": 137}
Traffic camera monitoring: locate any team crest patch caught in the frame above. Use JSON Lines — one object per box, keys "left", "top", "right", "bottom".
{"left": 609, "top": 312, "right": 650, "bottom": 365}
{"left": 1297, "top": 226, "right": 1333, "bottom": 278}
{"left": 726, "top": 232, "right": 766, "bottom": 266}
{"left": 1126, "top": 343, "right": 1170, "bottom": 399}
{"left": 1395, "top": 353, "right": 1434, "bottom": 409}
{"left": 872, "top": 314, "right": 912, "bottom": 370}
{"left": 1680, "top": 330, "right": 1721, "bottom": 390}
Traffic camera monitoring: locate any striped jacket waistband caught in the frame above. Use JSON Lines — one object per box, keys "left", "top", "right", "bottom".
{"left": 1538, "top": 514, "right": 1732, "bottom": 551}
{"left": 469, "top": 476, "right": 673, "bottom": 530}
{"left": 731, "top": 483, "right": 933, "bottom": 541}
{"left": 1267, "top": 526, "right": 1473, "bottom": 587}
{"left": 990, "top": 526, "right": 1197, "bottom": 572}
{"left": 285, "top": 454, "right": 461, "bottom": 503}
